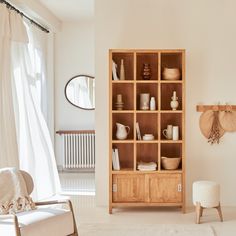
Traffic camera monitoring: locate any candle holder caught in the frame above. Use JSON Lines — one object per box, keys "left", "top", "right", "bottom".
{"left": 115, "top": 94, "right": 124, "bottom": 110}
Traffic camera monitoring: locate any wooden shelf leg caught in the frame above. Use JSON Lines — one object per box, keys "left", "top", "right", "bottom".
{"left": 215, "top": 203, "right": 223, "bottom": 222}
{"left": 196, "top": 202, "right": 201, "bottom": 224}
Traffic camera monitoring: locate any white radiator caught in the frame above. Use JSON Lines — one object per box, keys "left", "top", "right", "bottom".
{"left": 59, "top": 131, "right": 95, "bottom": 169}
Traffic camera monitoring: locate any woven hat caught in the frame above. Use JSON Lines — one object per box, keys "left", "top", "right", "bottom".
{"left": 219, "top": 110, "right": 236, "bottom": 132}
{"left": 199, "top": 110, "right": 225, "bottom": 139}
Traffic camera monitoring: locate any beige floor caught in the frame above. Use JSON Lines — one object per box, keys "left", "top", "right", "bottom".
{"left": 59, "top": 172, "right": 236, "bottom": 236}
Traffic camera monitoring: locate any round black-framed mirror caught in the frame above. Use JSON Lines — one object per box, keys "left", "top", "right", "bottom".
{"left": 65, "top": 74, "right": 95, "bottom": 110}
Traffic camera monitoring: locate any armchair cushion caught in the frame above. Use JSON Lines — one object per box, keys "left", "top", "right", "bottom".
{"left": 0, "top": 208, "right": 74, "bottom": 236}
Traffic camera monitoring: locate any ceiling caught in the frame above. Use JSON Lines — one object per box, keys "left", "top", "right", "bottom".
{"left": 38, "top": 0, "right": 94, "bottom": 22}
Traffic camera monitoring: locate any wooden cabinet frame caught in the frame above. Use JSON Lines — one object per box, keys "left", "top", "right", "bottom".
{"left": 109, "top": 49, "right": 185, "bottom": 214}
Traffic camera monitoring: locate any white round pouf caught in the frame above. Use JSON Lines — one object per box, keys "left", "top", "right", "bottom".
{"left": 193, "top": 181, "right": 220, "bottom": 208}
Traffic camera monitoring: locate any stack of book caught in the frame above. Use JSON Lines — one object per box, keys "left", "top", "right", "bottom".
{"left": 137, "top": 161, "right": 157, "bottom": 171}
{"left": 112, "top": 148, "right": 120, "bottom": 170}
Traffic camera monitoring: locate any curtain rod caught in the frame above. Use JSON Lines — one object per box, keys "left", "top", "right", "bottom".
{"left": 0, "top": 0, "right": 49, "bottom": 33}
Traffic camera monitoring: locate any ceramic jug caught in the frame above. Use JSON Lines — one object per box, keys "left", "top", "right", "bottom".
{"left": 116, "top": 123, "right": 130, "bottom": 140}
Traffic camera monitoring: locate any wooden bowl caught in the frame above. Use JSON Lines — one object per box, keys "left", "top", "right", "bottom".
{"left": 163, "top": 68, "right": 180, "bottom": 80}
{"left": 161, "top": 157, "right": 181, "bottom": 170}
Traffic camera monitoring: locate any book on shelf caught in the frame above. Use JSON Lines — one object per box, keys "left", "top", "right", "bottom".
{"left": 112, "top": 148, "right": 120, "bottom": 170}
{"left": 136, "top": 122, "right": 142, "bottom": 140}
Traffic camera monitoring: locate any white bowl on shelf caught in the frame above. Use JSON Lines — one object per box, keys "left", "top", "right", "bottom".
{"left": 162, "top": 68, "right": 180, "bottom": 80}
{"left": 142, "top": 134, "right": 154, "bottom": 141}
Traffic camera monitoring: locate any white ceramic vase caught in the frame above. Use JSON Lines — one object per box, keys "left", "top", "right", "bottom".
{"left": 170, "top": 91, "right": 179, "bottom": 110}
{"left": 120, "top": 59, "right": 125, "bottom": 80}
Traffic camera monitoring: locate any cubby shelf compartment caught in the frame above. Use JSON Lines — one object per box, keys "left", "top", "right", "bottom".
{"left": 112, "top": 52, "right": 134, "bottom": 81}
{"left": 136, "top": 83, "right": 158, "bottom": 110}
{"left": 136, "top": 143, "right": 158, "bottom": 166}
{"left": 136, "top": 113, "right": 158, "bottom": 140}
{"left": 161, "top": 83, "right": 182, "bottom": 110}
{"left": 112, "top": 83, "right": 134, "bottom": 110}
{"left": 161, "top": 53, "right": 183, "bottom": 81}
{"left": 136, "top": 53, "right": 159, "bottom": 81}
{"left": 160, "top": 113, "right": 182, "bottom": 140}
{"left": 160, "top": 143, "right": 182, "bottom": 171}
{"left": 112, "top": 143, "right": 134, "bottom": 170}
{"left": 112, "top": 113, "right": 134, "bottom": 140}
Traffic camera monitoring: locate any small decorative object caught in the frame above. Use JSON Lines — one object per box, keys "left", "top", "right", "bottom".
{"left": 218, "top": 108, "right": 236, "bottom": 132}
{"left": 170, "top": 91, "right": 179, "bottom": 110}
{"left": 208, "top": 111, "right": 222, "bottom": 144}
{"left": 140, "top": 93, "right": 150, "bottom": 110}
{"left": 150, "top": 97, "right": 156, "bottom": 110}
{"left": 199, "top": 110, "right": 225, "bottom": 144}
{"left": 162, "top": 125, "right": 173, "bottom": 140}
{"left": 142, "top": 134, "right": 154, "bottom": 141}
{"left": 141, "top": 63, "right": 152, "bottom": 80}
{"left": 115, "top": 94, "right": 124, "bottom": 110}
{"left": 136, "top": 122, "right": 142, "bottom": 140}
{"left": 163, "top": 67, "right": 180, "bottom": 80}
{"left": 197, "top": 104, "right": 236, "bottom": 144}
{"left": 119, "top": 59, "right": 125, "bottom": 80}
{"left": 172, "top": 126, "right": 179, "bottom": 140}
{"left": 112, "top": 60, "right": 119, "bottom": 80}
{"left": 116, "top": 122, "right": 130, "bottom": 140}
{"left": 161, "top": 157, "right": 181, "bottom": 170}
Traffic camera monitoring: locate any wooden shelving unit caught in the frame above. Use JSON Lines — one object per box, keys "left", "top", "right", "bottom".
{"left": 109, "top": 49, "right": 185, "bottom": 213}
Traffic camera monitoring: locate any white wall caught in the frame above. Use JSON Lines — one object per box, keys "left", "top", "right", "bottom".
{"left": 95, "top": 0, "right": 236, "bottom": 206}
{"left": 55, "top": 21, "right": 95, "bottom": 167}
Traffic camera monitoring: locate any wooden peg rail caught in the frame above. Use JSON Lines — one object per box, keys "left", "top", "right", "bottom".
{"left": 196, "top": 105, "right": 236, "bottom": 112}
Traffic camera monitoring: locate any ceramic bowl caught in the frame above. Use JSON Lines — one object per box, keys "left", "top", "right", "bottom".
{"left": 161, "top": 156, "right": 181, "bottom": 170}
{"left": 163, "top": 68, "right": 180, "bottom": 80}
{"left": 143, "top": 134, "right": 154, "bottom": 141}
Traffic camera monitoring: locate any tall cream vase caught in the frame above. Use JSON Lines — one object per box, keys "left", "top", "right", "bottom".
{"left": 120, "top": 59, "right": 125, "bottom": 80}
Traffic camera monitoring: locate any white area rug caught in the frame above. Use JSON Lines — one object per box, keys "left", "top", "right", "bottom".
{"left": 79, "top": 223, "right": 215, "bottom": 236}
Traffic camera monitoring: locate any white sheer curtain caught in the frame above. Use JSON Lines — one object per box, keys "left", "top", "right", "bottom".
{"left": 0, "top": 3, "right": 60, "bottom": 200}
{"left": 0, "top": 5, "right": 27, "bottom": 168}
{"left": 11, "top": 21, "right": 60, "bottom": 200}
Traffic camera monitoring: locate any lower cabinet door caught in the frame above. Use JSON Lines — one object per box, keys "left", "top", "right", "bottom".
{"left": 148, "top": 173, "right": 182, "bottom": 203}
{"left": 112, "top": 174, "right": 145, "bottom": 202}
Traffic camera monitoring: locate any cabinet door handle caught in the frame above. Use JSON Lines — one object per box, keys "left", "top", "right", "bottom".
{"left": 113, "top": 184, "right": 117, "bottom": 192}
{"left": 177, "top": 184, "right": 182, "bottom": 192}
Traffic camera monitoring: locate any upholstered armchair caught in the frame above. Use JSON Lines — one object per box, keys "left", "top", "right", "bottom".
{"left": 0, "top": 170, "right": 78, "bottom": 236}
